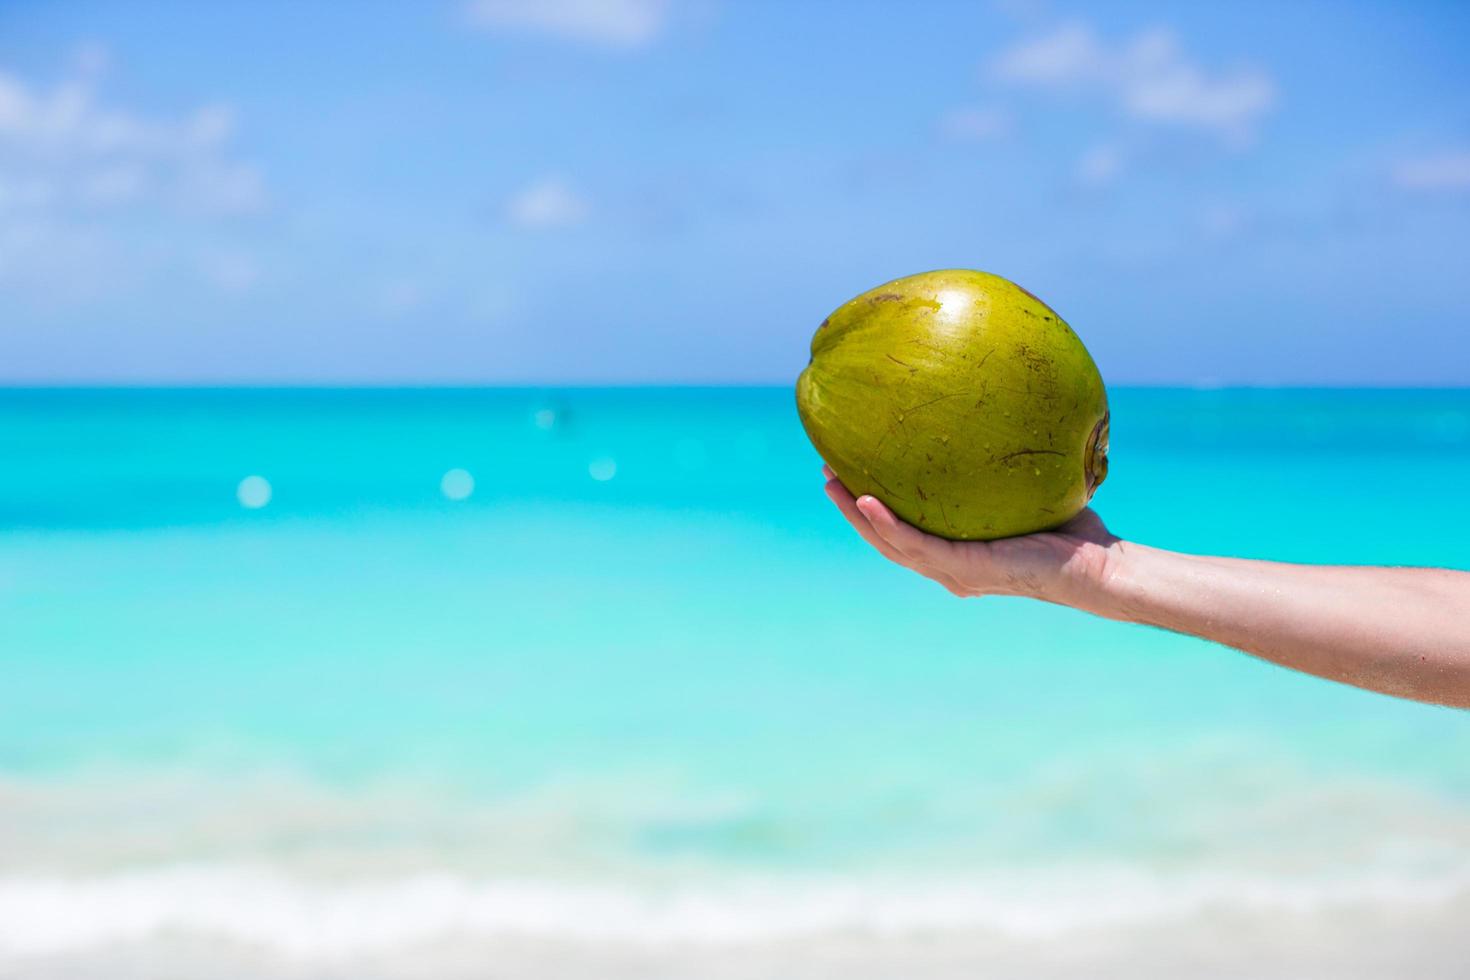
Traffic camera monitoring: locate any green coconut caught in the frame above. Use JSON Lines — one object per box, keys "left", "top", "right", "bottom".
{"left": 796, "top": 269, "right": 1109, "bottom": 541}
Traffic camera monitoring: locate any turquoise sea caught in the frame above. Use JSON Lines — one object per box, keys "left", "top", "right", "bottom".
{"left": 2, "top": 387, "right": 1469, "bottom": 978}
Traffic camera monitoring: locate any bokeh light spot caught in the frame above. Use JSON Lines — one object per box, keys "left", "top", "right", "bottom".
{"left": 588, "top": 457, "right": 617, "bottom": 482}
{"left": 440, "top": 468, "right": 474, "bottom": 501}
{"left": 236, "top": 475, "right": 272, "bottom": 509}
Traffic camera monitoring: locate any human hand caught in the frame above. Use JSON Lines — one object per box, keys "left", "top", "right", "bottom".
{"left": 825, "top": 472, "right": 1470, "bottom": 709}
{"left": 822, "top": 465, "right": 1124, "bottom": 607}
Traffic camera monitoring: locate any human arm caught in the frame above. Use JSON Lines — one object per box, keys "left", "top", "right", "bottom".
{"left": 822, "top": 467, "right": 1470, "bottom": 708}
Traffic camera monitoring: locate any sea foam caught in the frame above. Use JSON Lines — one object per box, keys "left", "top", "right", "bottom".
{"left": 3, "top": 861, "right": 1469, "bottom": 959}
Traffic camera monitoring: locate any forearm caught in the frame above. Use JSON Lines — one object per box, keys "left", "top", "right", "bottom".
{"left": 825, "top": 478, "right": 1470, "bottom": 707}
{"left": 1069, "top": 544, "right": 1470, "bottom": 707}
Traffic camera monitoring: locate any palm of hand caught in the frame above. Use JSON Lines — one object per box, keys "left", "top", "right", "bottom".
{"left": 822, "top": 467, "right": 1118, "bottom": 600}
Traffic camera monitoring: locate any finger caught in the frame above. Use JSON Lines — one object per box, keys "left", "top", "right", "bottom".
{"left": 823, "top": 479, "right": 916, "bottom": 568}
{"left": 825, "top": 483, "right": 974, "bottom": 594}
{"left": 821, "top": 464, "right": 835, "bottom": 480}
{"left": 827, "top": 485, "right": 969, "bottom": 594}
{"left": 854, "top": 495, "right": 954, "bottom": 564}
{"left": 844, "top": 491, "right": 972, "bottom": 590}
{"left": 824, "top": 479, "right": 911, "bottom": 565}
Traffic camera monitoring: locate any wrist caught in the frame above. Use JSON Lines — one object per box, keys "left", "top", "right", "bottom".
{"left": 1053, "top": 538, "right": 1138, "bottom": 617}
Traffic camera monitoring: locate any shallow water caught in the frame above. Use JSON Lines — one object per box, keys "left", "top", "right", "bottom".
{"left": 2, "top": 387, "right": 1468, "bottom": 977}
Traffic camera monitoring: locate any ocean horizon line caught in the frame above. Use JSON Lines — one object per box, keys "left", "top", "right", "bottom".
{"left": 1, "top": 382, "right": 1468, "bottom": 393}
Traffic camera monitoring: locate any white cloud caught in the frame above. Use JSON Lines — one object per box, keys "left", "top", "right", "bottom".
{"left": 506, "top": 176, "right": 589, "bottom": 229}
{"left": 0, "top": 57, "right": 266, "bottom": 217}
{"left": 1075, "top": 143, "right": 1124, "bottom": 187}
{"left": 197, "top": 251, "right": 260, "bottom": 293}
{"left": 71, "top": 40, "right": 111, "bottom": 78}
{"left": 1198, "top": 202, "right": 1249, "bottom": 240}
{"left": 993, "top": 21, "right": 1101, "bottom": 84}
{"left": 377, "top": 279, "right": 426, "bottom": 318}
{"left": 178, "top": 160, "right": 268, "bottom": 215}
{"left": 938, "top": 106, "right": 1011, "bottom": 142}
{"left": 992, "top": 21, "right": 1276, "bottom": 144}
{"left": 76, "top": 164, "right": 147, "bottom": 206}
{"left": 466, "top": 0, "right": 672, "bottom": 47}
{"left": 991, "top": 0, "right": 1050, "bottom": 23}
{"left": 1392, "top": 152, "right": 1470, "bottom": 192}
{"left": 0, "top": 50, "right": 267, "bottom": 299}
{"left": 0, "top": 216, "right": 121, "bottom": 299}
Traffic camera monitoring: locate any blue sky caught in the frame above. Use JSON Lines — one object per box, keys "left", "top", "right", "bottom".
{"left": 1, "top": 0, "right": 1467, "bottom": 385}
